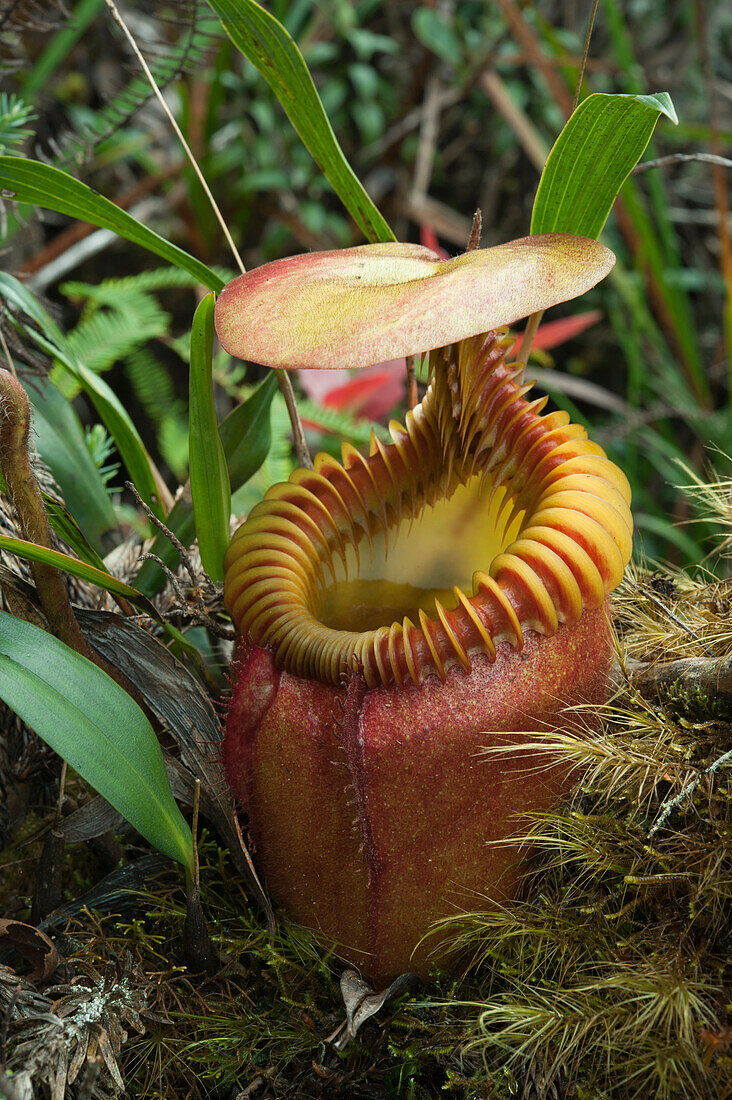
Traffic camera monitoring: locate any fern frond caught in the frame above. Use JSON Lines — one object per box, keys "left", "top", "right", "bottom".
{"left": 61, "top": 265, "right": 233, "bottom": 300}
{"left": 296, "top": 396, "right": 390, "bottom": 446}
{"left": 66, "top": 298, "right": 168, "bottom": 374}
{"left": 0, "top": 93, "right": 35, "bottom": 154}
{"left": 124, "top": 346, "right": 177, "bottom": 420}
{"left": 55, "top": 1, "right": 222, "bottom": 166}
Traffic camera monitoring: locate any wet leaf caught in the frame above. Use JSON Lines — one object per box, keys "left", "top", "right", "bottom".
{"left": 329, "top": 968, "right": 421, "bottom": 1050}
{"left": 59, "top": 796, "right": 125, "bottom": 843}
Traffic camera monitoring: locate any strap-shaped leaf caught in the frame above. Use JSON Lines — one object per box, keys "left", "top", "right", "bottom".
{"left": 531, "top": 92, "right": 678, "bottom": 239}
{"left": 0, "top": 610, "right": 193, "bottom": 873}
{"left": 0, "top": 156, "right": 223, "bottom": 291}
{"left": 0, "top": 273, "right": 165, "bottom": 519}
{"left": 0, "top": 534, "right": 160, "bottom": 619}
{"left": 189, "top": 293, "right": 231, "bottom": 580}
{"left": 206, "top": 0, "right": 394, "bottom": 244}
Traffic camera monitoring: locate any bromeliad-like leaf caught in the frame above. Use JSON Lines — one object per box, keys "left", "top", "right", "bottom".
{"left": 206, "top": 0, "right": 394, "bottom": 244}
{"left": 135, "top": 373, "right": 277, "bottom": 597}
{"left": 214, "top": 236, "right": 615, "bottom": 370}
{"left": 531, "top": 92, "right": 678, "bottom": 239}
{"left": 0, "top": 610, "right": 194, "bottom": 874}
{"left": 0, "top": 156, "right": 223, "bottom": 291}
{"left": 0, "top": 534, "right": 160, "bottom": 619}
{"left": 189, "top": 293, "right": 231, "bottom": 581}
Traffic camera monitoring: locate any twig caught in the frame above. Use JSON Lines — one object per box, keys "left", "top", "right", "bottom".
{"left": 495, "top": 0, "right": 574, "bottom": 117}
{"left": 103, "top": 0, "right": 245, "bottom": 275}
{"left": 516, "top": 308, "right": 543, "bottom": 370}
{"left": 128, "top": 482, "right": 204, "bottom": 593}
{"left": 634, "top": 152, "right": 732, "bottom": 174}
{"left": 479, "top": 71, "right": 548, "bottom": 172}
{"left": 56, "top": 760, "right": 68, "bottom": 820}
{"left": 412, "top": 71, "right": 442, "bottom": 201}
{"left": 466, "top": 208, "right": 482, "bottom": 251}
{"left": 573, "top": 0, "right": 601, "bottom": 110}
{"left": 628, "top": 651, "right": 732, "bottom": 707}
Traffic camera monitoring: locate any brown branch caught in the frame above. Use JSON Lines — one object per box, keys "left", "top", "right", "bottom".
{"left": 627, "top": 653, "right": 732, "bottom": 711}
{"left": 276, "top": 370, "right": 312, "bottom": 470}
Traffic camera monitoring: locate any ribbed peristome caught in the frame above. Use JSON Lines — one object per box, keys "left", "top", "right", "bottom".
{"left": 224, "top": 331, "right": 632, "bottom": 689}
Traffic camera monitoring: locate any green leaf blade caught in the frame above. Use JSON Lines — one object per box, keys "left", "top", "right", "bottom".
{"left": 0, "top": 534, "right": 160, "bottom": 619}
{"left": 0, "top": 157, "right": 223, "bottom": 291}
{"left": 0, "top": 611, "right": 193, "bottom": 873}
{"left": 189, "top": 293, "right": 231, "bottom": 580}
{"left": 206, "top": 0, "right": 394, "bottom": 244}
{"left": 135, "top": 372, "right": 276, "bottom": 597}
{"left": 531, "top": 92, "right": 678, "bottom": 239}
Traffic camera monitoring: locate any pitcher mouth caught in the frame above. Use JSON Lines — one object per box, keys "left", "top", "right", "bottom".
{"left": 223, "top": 331, "right": 632, "bottom": 689}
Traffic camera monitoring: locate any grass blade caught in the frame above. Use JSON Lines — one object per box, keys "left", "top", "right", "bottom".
{"left": 531, "top": 92, "right": 678, "bottom": 239}
{"left": 206, "top": 0, "right": 394, "bottom": 244}
{"left": 0, "top": 534, "right": 160, "bottom": 619}
{"left": 0, "top": 156, "right": 223, "bottom": 291}
{"left": 0, "top": 610, "right": 193, "bottom": 873}
{"left": 189, "top": 293, "right": 231, "bottom": 580}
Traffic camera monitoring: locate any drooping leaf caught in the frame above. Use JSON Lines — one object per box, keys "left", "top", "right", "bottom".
{"left": 531, "top": 92, "right": 678, "bottom": 239}
{"left": 0, "top": 610, "right": 193, "bottom": 874}
{"left": 189, "top": 293, "right": 231, "bottom": 580}
{"left": 214, "top": 237, "right": 615, "bottom": 369}
{"left": 0, "top": 156, "right": 223, "bottom": 291}
{"left": 205, "top": 0, "right": 394, "bottom": 244}
{"left": 0, "top": 534, "right": 160, "bottom": 619}
{"left": 0, "top": 273, "right": 165, "bottom": 519}
{"left": 135, "top": 373, "right": 277, "bottom": 596}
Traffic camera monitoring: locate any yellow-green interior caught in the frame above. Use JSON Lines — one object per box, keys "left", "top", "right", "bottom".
{"left": 316, "top": 477, "right": 524, "bottom": 632}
